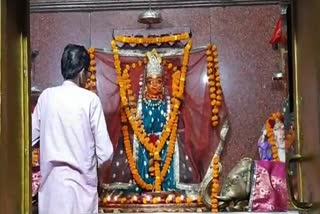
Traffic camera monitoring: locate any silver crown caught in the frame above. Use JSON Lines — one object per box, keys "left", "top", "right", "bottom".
{"left": 146, "top": 49, "right": 163, "bottom": 77}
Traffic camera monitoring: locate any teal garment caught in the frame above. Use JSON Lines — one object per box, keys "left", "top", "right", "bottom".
{"left": 136, "top": 99, "right": 176, "bottom": 192}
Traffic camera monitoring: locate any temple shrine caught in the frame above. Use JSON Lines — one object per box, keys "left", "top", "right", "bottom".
{"left": 1, "top": 0, "right": 320, "bottom": 214}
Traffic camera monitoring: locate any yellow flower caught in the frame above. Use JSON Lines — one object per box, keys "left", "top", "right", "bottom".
{"left": 213, "top": 156, "right": 220, "bottom": 163}
{"left": 207, "top": 56, "right": 213, "bottom": 62}
{"left": 211, "top": 45, "right": 217, "bottom": 51}
{"left": 102, "top": 197, "right": 108, "bottom": 204}
{"left": 90, "top": 60, "right": 96, "bottom": 66}
{"left": 212, "top": 108, "right": 219, "bottom": 114}
{"left": 213, "top": 121, "right": 219, "bottom": 127}
{"left": 212, "top": 115, "right": 219, "bottom": 121}
{"left": 89, "top": 67, "right": 96, "bottom": 72}
{"left": 210, "top": 87, "right": 216, "bottom": 93}
{"left": 210, "top": 93, "right": 217, "bottom": 99}
{"left": 88, "top": 47, "right": 95, "bottom": 54}
{"left": 175, "top": 196, "right": 181, "bottom": 204}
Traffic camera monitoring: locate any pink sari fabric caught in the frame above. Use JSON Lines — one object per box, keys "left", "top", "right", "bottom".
{"left": 249, "top": 160, "right": 288, "bottom": 212}
{"left": 32, "top": 171, "right": 41, "bottom": 197}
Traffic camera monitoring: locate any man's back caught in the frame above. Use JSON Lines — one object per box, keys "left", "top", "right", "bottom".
{"left": 36, "top": 80, "right": 101, "bottom": 183}
{"left": 32, "top": 80, "right": 113, "bottom": 214}
{"left": 32, "top": 44, "right": 113, "bottom": 214}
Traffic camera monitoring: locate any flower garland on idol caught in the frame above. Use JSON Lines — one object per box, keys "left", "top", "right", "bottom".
{"left": 111, "top": 33, "right": 192, "bottom": 191}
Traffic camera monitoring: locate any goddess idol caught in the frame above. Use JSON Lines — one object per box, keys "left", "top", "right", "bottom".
{"left": 105, "top": 49, "right": 195, "bottom": 193}
{"left": 134, "top": 49, "right": 176, "bottom": 191}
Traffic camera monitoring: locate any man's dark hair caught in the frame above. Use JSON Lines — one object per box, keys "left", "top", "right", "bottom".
{"left": 61, "top": 44, "right": 90, "bottom": 80}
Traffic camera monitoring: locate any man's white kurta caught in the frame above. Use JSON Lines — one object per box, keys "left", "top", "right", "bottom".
{"left": 32, "top": 80, "right": 113, "bottom": 214}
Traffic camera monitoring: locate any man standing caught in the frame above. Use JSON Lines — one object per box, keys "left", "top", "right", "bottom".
{"left": 32, "top": 44, "right": 113, "bottom": 214}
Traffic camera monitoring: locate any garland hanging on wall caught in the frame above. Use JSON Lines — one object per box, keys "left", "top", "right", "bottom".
{"left": 206, "top": 43, "right": 223, "bottom": 213}
{"left": 206, "top": 44, "right": 222, "bottom": 127}
{"left": 86, "top": 47, "right": 97, "bottom": 91}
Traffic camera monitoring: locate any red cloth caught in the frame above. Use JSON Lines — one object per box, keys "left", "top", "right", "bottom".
{"left": 269, "top": 17, "right": 282, "bottom": 45}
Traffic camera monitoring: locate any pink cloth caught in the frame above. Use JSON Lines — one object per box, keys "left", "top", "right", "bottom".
{"left": 250, "top": 160, "right": 288, "bottom": 212}
{"left": 32, "top": 171, "right": 41, "bottom": 197}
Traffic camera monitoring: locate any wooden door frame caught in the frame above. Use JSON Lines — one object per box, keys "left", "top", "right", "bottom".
{"left": 0, "top": 0, "right": 30, "bottom": 213}
{"left": 290, "top": 0, "right": 320, "bottom": 212}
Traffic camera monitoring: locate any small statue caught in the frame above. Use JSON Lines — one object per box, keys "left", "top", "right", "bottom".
{"left": 215, "top": 158, "right": 253, "bottom": 212}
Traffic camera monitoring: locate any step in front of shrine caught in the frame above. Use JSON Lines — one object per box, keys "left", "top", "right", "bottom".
{"left": 99, "top": 212, "right": 300, "bottom": 214}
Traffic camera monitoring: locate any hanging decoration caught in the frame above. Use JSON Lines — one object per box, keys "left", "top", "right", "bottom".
{"left": 206, "top": 43, "right": 224, "bottom": 212}
{"left": 211, "top": 155, "right": 220, "bottom": 212}
{"left": 269, "top": 16, "right": 283, "bottom": 46}
{"left": 86, "top": 47, "right": 97, "bottom": 91}
{"left": 206, "top": 44, "right": 222, "bottom": 127}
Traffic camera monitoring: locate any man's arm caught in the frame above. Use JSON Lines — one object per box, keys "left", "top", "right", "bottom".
{"left": 90, "top": 96, "right": 114, "bottom": 167}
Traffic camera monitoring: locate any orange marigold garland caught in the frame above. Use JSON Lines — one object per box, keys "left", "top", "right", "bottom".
{"left": 207, "top": 43, "right": 223, "bottom": 212}
{"left": 206, "top": 44, "right": 222, "bottom": 127}
{"left": 121, "top": 110, "right": 153, "bottom": 190}
{"left": 111, "top": 33, "right": 192, "bottom": 191}
{"left": 86, "top": 47, "right": 97, "bottom": 91}
{"left": 114, "top": 32, "right": 189, "bottom": 44}
{"left": 211, "top": 155, "right": 220, "bottom": 212}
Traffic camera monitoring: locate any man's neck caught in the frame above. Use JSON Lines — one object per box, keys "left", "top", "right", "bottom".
{"left": 67, "top": 76, "right": 81, "bottom": 87}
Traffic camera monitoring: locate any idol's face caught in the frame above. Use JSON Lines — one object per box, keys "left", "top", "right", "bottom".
{"left": 146, "top": 75, "right": 163, "bottom": 97}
